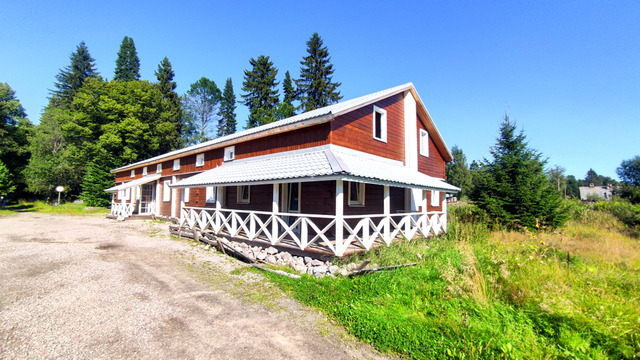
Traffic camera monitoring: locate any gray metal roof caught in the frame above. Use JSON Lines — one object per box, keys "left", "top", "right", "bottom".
{"left": 111, "top": 83, "right": 416, "bottom": 172}
{"left": 170, "top": 146, "right": 460, "bottom": 192}
{"left": 579, "top": 186, "right": 613, "bottom": 201}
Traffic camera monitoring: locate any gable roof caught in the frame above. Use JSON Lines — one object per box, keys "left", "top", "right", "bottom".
{"left": 111, "top": 83, "right": 453, "bottom": 173}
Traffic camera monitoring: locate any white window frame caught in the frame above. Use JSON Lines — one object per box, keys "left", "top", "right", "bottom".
{"left": 431, "top": 190, "right": 440, "bottom": 207}
{"left": 130, "top": 170, "right": 135, "bottom": 178}
{"left": 124, "top": 188, "right": 130, "bottom": 200}
{"left": 419, "top": 129, "right": 429, "bottom": 157}
{"left": 348, "top": 181, "right": 366, "bottom": 207}
{"left": 142, "top": 166, "right": 148, "bottom": 176}
{"left": 182, "top": 188, "right": 189, "bottom": 203}
{"left": 118, "top": 190, "right": 123, "bottom": 200}
{"left": 163, "top": 180, "right": 171, "bottom": 202}
{"left": 224, "top": 146, "right": 235, "bottom": 162}
{"left": 372, "top": 106, "right": 387, "bottom": 143}
{"left": 156, "top": 163, "right": 162, "bottom": 174}
{"left": 237, "top": 185, "right": 250, "bottom": 204}
{"left": 173, "top": 159, "right": 180, "bottom": 171}
{"left": 206, "top": 186, "right": 217, "bottom": 203}
{"left": 196, "top": 153, "right": 205, "bottom": 167}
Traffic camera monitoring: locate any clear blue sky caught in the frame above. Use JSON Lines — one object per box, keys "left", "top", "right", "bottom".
{"left": 1, "top": 0, "right": 638, "bottom": 180}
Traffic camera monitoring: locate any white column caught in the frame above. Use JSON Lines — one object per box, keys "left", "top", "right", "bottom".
{"left": 272, "top": 183, "right": 279, "bottom": 243}
{"left": 171, "top": 175, "right": 177, "bottom": 219}
{"left": 442, "top": 193, "right": 448, "bottom": 232}
{"left": 155, "top": 180, "right": 161, "bottom": 215}
{"left": 215, "top": 186, "right": 223, "bottom": 231}
{"left": 422, "top": 189, "right": 428, "bottom": 233}
{"left": 335, "top": 180, "right": 344, "bottom": 255}
{"left": 383, "top": 185, "right": 390, "bottom": 243}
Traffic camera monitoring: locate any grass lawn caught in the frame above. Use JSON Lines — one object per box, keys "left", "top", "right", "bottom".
{"left": 1, "top": 201, "right": 109, "bottom": 216}
{"left": 264, "top": 203, "right": 640, "bottom": 359}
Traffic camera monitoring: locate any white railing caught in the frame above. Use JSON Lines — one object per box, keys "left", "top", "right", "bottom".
{"left": 179, "top": 207, "right": 447, "bottom": 256}
{"left": 110, "top": 202, "right": 135, "bottom": 217}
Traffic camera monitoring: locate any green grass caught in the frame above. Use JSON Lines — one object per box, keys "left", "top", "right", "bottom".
{"left": 264, "top": 203, "right": 640, "bottom": 359}
{"left": 2, "top": 200, "right": 109, "bottom": 216}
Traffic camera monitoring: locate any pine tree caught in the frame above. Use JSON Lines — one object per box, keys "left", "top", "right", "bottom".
{"left": 280, "top": 70, "right": 296, "bottom": 119}
{"left": 154, "top": 57, "right": 183, "bottom": 151}
{"left": 445, "top": 145, "right": 473, "bottom": 199}
{"left": 51, "top": 41, "right": 99, "bottom": 109}
{"left": 241, "top": 55, "right": 280, "bottom": 128}
{"left": 470, "top": 115, "right": 569, "bottom": 230}
{"left": 0, "top": 160, "right": 16, "bottom": 197}
{"left": 218, "top": 78, "right": 237, "bottom": 137}
{"left": 81, "top": 148, "right": 116, "bottom": 207}
{"left": 114, "top": 36, "right": 141, "bottom": 82}
{"left": 295, "top": 33, "right": 342, "bottom": 112}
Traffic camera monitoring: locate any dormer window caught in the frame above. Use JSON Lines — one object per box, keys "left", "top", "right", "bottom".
{"left": 156, "top": 163, "right": 162, "bottom": 174}
{"left": 173, "top": 159, "right": 180, "bottom": 171}
{"left": 130, "top": 170, "right": 135, "bottom": 178}
{"left": 372, "top": 106, "right": 387, "bottom": 143}
{"left": 142, "top": 166, "right": 148, "bottom": 176}
{"left": 224, "top": 146, "right": 235, "bottom": 162}
{"left": 420, "top": 129, "right": 429, "bottom": 157}
{"left": 196, "top": 153, "right": 205, "bottom": 167}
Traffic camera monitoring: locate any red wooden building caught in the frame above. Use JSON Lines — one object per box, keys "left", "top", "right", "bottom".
{"left": 106, "top": 83, "right": 459, "bottom": 256}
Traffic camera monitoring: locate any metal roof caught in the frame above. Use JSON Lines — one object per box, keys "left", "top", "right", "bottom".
{"left": 111, "top": 82, "right": 451, "bottom": 173}
{"left": 170, "top": 146, "right": 460, "bottom": 192}
{"left": 104, "top": 173, "right": 161, "bottom": 192}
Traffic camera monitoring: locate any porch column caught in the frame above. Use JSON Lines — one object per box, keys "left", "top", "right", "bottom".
{"left": 155, "top": 180, "right": 161, "bottom": 215}
{"left": 383, "top": 185, "right": 390, "bottom": 243}
{"left": 442, "top": 194, "right": 448, "bottom": 232}
{"left": 272, "top": 183, "right": 279, "bottom": 243}
{"left": 215, "top": 187, "right": 223, "bottom": 231}
{"left": 335, "top": 180, "right": 344, "bottom": 255}
{"left": 422, "top": 189, "right": 428, "bottom": 233}
{"left": 171, "top": 175, "right": 177, "bottom": 219}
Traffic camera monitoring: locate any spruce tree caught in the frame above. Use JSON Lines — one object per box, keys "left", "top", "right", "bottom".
{"left": 154, "top": 57, "right": 183, "bottom": 151}
{"left": 51, "top": 41, "right": 99, "bottom": 108}
{"left": 218, "top": 78, "right": 237, "bottom": 137}
{"left": 295, "top": 33, "right": 342, "bottom": 112}
{"left": 470, "top": 115, "right": 568, "bottom": 230}
{"left": 241, "top": 55, "right": 280, "bottom": 128}
{"left": 280, "top": 70, "right": 296, "bottom": 119}
{"left": 114, "top": 36, "right": 141, "bottom": 81}
{"left": 445, "top": 145, "right": 473, "bottom": 199}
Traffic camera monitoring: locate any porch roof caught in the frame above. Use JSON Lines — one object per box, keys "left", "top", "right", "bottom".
{"left": 170, "top": 146, "right": 460, "bottom": 193}
{"left": 104, "top": 173, "right": 161, "bottom": 192}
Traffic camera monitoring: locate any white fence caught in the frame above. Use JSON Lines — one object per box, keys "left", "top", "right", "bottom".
{"left": 179, "top": 207, "right": 447, "bottom": 256}
{"left": 110, "top": 202, "right": 135, "bottom": 217}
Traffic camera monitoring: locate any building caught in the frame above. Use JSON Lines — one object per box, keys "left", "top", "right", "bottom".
{"left": 105, "top": 83, "right": 460, "bottom": 256}
{"left": 579, "top": 183, "right": 614, "bottom": 201}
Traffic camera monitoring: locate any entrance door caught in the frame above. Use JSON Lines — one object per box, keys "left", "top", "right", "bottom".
{"left": 140, "top": 183, "right": 156, "bottom": 214}
{"left": 281, "top": 182, "right": 301, "bottom": 232}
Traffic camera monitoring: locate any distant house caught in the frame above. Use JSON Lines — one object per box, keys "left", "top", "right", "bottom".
{"left": 105, "top": 83, "right": 460, "bottom": 256}
{"left": 579, "top": 183, "right": 613, "bottom": 201}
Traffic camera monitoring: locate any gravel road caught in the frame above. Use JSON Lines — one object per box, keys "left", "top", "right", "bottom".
{"left": 0, "top": 212, "right": 389, "bottom": 360}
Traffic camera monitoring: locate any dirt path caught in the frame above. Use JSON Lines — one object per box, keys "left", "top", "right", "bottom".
{"left": 0, "top": 212, "right": 389, "bottom": 359}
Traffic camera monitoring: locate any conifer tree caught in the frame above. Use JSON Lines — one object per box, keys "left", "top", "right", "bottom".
{"left": 445, "top": 145, "right": 473, "bottom": 199}
{"left": 279, "top": 70, "right": 296, "bottom": 119}
{"left": 470, "top": 115, "right": 568, "bottom": 230}
{"left": 114, "top": 36, "right": 141, "bottom": 81}
{"left": 241, "top": 55, "right": 280, "bottom": 128}
{"left": 183, "top": 77, "right": 221, "bottom": 143}
{"left": 51, "top": 41, "right": 99, "bottom": 109}
{"left": 295, "top": 33, "right": 342, "bottom": 112}
{"left": 218, "top": 78, "right": 237, "bottom": 137}
{"left": 154, "top": 57, "right": 183, "bottom": 151}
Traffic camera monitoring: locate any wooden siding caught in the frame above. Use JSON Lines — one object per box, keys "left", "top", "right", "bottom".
{"left": 225, "top": 184, "right": 273, "bottom": 212}
{"left": 427, "top": 190, "right": 443, "bottom": 212}
{"left": 417, "top": 114, "right": 446, "bottom": 178}
{"left": 331, "top": 93, "right": 405, "bottom": 162}
{"left": 236, "top": 123, "right": 330, "bottom": 160}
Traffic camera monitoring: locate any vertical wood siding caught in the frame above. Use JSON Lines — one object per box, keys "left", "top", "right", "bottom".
{"left": 417, "top": 114, "right": 446, "bottom": 178}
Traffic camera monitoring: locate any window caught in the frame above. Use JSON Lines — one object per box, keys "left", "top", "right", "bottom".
{"left": 431, "top": 191, "right": 440, "bottom": 207}
{"left": 142, "top": 167, "right": 148, "bottom": 176}
{"left": 420, "top": 129, "right": 429, "bottom": 157}
{"left": 173, "top": 159, "right": 180, "bottom": 171}
{"left": 372, "top": 106, "right": 387, "bottom": 143}
{"left": 196, "top": 153, "right": 205, "bottom": 167}
{"left": 124, "top": 188, "right": 130, "bottom": 200}
{"left": 224, "top": 146, "right": 235, "bottom": 161}
{"left": 206, "top": 186, "right": 217, "bottom": 203}
{"left": 182, "top": 188, "right": 189, "bottom": 203}
{"left": 130, "top": 170, "right": 135, "bottom": 178}
{"left": 156, "top": 163, "right": 162, "bottom": 174}
{"left": 237, "top": 185, "right": 250, "bottom": 204}
{"left": 348, "top": 181, "right": 365, "bottom": 206}
{"left": 163, "top": 180, "right": 171, "bottom": 202}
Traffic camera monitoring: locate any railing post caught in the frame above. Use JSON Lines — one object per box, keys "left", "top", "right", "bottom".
{"left": 362, "top": 217, "right": 369, "bottom": 246}
{"left": 249, "top": 213, "right": 256, "bottom": 239}
{"left": 215, "top": 187, "right": 223, "bottom": 231}
{"left": 272, "top": 183, "right": 279, "bottom": 243}
{"left": 383, "top": 185, "right": 390, "bottom": 243}
{"left": 301, "top": 218, "right": 308, "bottom": 249}
{"left": 335, "top": 180, "right": 344, "bottom": 255}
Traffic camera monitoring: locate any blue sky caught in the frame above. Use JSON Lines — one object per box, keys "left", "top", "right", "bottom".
{"left": 1, "top": 0, "right": 638, "bottom": 180}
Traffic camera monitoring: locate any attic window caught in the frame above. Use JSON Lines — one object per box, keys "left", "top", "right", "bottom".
{"left": 348, "top": 181, "right": 365, "bottom": 206}
{"left": 173, "top": 159, "right": 180, "bottom": 171}
{"left": 196, "top": 153, "right": 205, "bottom": 167}
{"left": 372, "top": 106, "right": 387, "bottom": 143}
{"left": 224, "top": 146, "right": 235, "bottom": 162}
{"left": 142, "top": 166, "right": 148, "bottom": 176}
{"left": 130, "top": 170, "right": 135, "bottom": 178}
{"left": 156, "top": 163, "right": 162, "bottom": 174}
{"left": 419, "top": 129, "right": 429, "bottom": 157}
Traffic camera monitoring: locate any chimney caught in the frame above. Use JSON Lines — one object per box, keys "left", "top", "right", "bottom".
{"left": 589, "top": 183, "right": 595, "bottom": 188}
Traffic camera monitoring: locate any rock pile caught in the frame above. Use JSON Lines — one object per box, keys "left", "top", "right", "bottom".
{"left": 219, "top": 239, "right": 373, "bottom": 278}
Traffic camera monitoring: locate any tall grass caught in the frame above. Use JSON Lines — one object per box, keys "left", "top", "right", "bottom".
{"left": 265, "top": 202, "right": 640, "bottom": 359}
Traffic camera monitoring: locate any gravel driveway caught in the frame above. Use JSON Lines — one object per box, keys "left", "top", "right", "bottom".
{"left": 0, "top": 212, "right": 388, "bottom": 359}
